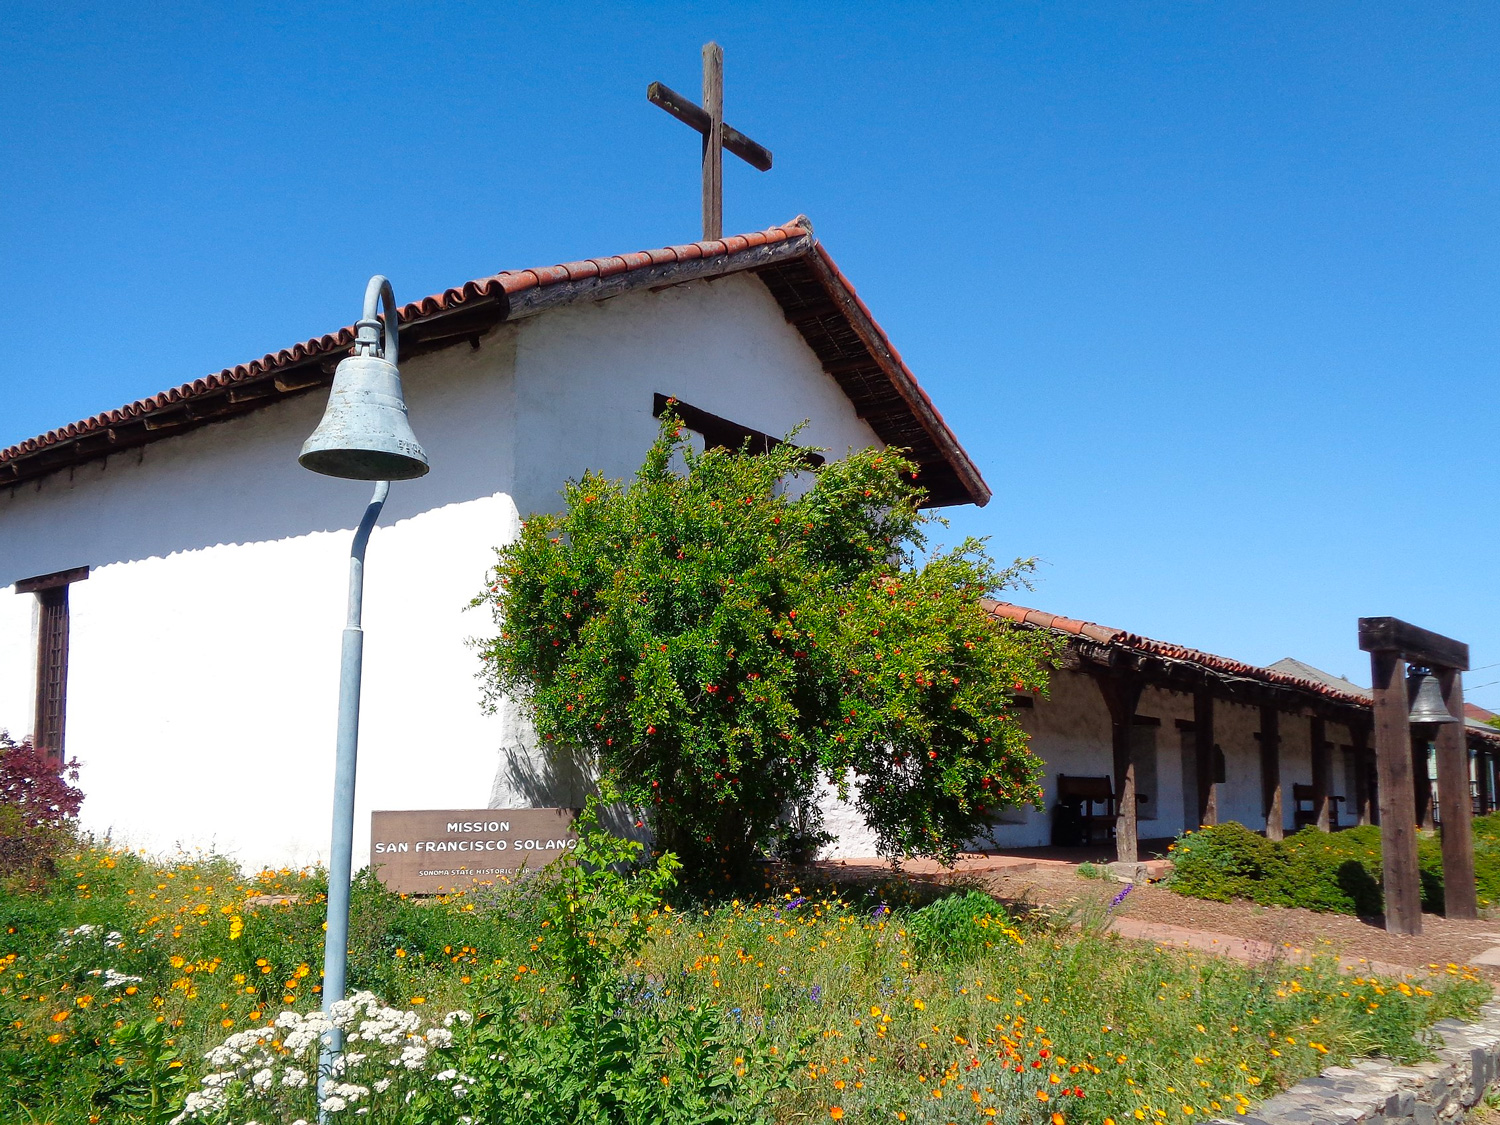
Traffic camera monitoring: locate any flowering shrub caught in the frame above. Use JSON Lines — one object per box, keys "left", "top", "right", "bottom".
{"left": 0, "top": 731, "right": 83, "bottom": 885}
{"left": 170, "top": 991, "right": 471, "bottom": 1123}
{"left": 473, "top": 411, "right": 1053, "bottom": 878}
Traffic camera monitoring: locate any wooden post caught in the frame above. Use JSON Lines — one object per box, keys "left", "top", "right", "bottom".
{"left": 1435, "top": 670, "right": 1478, "bottom": 919}
{"left": 1371, "top": 650, "right": 1422, "bottom": 936}
{"left": 1259, "top": 705, "right": 1283, "bottom": 842}
{"left": 701, "top": 42, "right": 724, "bottom": 241}
{"left": 1351, "top": 724, "right": 1374, "bottom": 826}
{"left": 1093, "top": 673, "right": 1144, "bottom": 863}
{"left": 647, "top": 49, "right": 773, "bottom": 238}
{"left": 1193, "top": 689, "right": 1217, "bottom": 827}
{"left": 1311, "top": 715, "right": 1332, "bottom": 831}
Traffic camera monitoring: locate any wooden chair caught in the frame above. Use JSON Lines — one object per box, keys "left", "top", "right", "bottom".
{"left": 1055, "top": 774, "right": 1116, "bottom": 845}
{"left": 1292, "top": 783, "right": 1344, "bottom": 830}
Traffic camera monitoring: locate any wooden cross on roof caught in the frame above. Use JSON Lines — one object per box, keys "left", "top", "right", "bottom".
{"left": 648, "top": 42, "right": 773, "bottom": 241}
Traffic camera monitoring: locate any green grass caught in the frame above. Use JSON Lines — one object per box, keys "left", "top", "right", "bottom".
{"left": 0, "top": 839, "right": 1487, "bottom": 1124}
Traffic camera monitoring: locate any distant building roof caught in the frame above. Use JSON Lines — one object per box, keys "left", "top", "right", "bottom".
{"left": 983, "top": 599, "right": 1500, "bottom": 745}
{"left": 1266, "top": 658, "right": 1370, "bottom": 699}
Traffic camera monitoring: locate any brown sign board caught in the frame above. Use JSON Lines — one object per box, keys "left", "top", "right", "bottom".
{"left": 370, "top": 808, "right": 578, "bottom": 895}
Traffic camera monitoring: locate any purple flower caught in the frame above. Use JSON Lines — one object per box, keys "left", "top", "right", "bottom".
{"left": 786, "top": 896, "right": 808, "bottom": 910}
{"left": 1109, "top": 883, "right": 1133, "bottom": 910}
{"left": 871, "top": 903, "right": 889, "bottom": 920}
{"left": 809, "top": 984, "right": 822, "bottom": 1003}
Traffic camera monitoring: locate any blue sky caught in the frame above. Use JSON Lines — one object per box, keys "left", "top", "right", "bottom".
{"left": 3, "top": 3, "right": 1498, "bottom": 701}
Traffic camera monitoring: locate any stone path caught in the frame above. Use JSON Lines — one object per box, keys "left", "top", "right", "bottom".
{"left": 1465, "top": 934, "right": 1500, "bottom": 968}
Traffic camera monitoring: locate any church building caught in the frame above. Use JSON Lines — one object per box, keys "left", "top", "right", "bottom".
{"left": 0, "top": 217, "right": 990, "bottom": 869}
{"left": 5, "top": 216, "right": 1490, "bottom": 873}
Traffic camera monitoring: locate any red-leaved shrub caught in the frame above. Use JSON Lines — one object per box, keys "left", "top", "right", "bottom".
{"left": 0, "top": 731, "right": 83, "bottom": 885}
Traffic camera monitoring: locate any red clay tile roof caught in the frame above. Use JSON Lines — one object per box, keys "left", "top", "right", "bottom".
{"left": 983, "top": 598, "right": 1500, "bottom": 742}
{"left": 0, "top": 217, "right": 988, "bottom": 507}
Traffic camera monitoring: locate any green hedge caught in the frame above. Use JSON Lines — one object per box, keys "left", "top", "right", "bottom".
{"left": 1169, "top": 814, "right": 1500, "bottom": 916}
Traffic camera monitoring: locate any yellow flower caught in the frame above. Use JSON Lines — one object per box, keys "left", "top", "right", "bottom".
{"left": 830, "top": 1110, "right": 844, "bottom": 1121}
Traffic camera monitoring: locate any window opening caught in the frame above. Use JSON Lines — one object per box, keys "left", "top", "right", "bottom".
{"left": 653, "top": 394, "right": 825, "bottom": 466}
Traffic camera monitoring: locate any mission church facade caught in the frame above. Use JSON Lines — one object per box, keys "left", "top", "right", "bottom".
{"left": 4, "top": 217, "right": 1494, "bottom": 871}
{"left": 0, "top": 218, "right": 994, "bottom": 869}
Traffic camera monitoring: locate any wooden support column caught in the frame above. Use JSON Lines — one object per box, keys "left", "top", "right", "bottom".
{"left": 1193, "top": 689, "right": 1217, "bottom": 827}
{"left": 15, "top": 565, "right": 89, "bottom": 767}
{"left": 1310, "top": 715, "right": 1332, "bottom": 831}
{"left": 1093, "top": 672, "right": 1145, "bottom": 863}
{"left": 1370, "top": 650, "right": 1422, "bottom": 936}
{"left": 1259, "top": 705, "right": 1283, "bottom": 841}
{"left": 1435, "top": 670, "right": 1478, "bottom": 919}
{"left": 1351, "top": 724, "right": 1374, "bottom": 826}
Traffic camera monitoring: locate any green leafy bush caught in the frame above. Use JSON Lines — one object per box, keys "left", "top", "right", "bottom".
{"left": 1278, "top": 825, "right": 1384, "bottom": 916}
{"left": 1171, "top": 820, "right": 1500, "bottom": 916}
{"left": 1169, "top": 822, "right": 1288, "bottom": 904}
{"left": 1468, "top": 813, "right": 1500, "bottom": 909}
{"left": 473, "top": 411, "right": 1053, "bottom": 879}
{"left": 907, "top": 888, "right": 1007, "bottom": 966}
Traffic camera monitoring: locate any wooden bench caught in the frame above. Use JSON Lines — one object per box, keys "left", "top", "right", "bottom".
{"left": 1055, "top": 774, "right": 1116, "bottom": 845}
{"left": 1292, "top": 783, "right": 1344, "bottom": 830}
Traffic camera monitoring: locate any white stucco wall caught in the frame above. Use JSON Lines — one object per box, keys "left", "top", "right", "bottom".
{"left": 0, "top": 271, "right": 883, "bottom": 871}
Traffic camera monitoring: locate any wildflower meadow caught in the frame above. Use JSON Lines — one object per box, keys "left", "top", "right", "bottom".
{"left": 0, "top": 803, "right": 1487, "bottom": 1125}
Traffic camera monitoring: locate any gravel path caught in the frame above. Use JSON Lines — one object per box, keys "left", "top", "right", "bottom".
{"left": 978, "top": 865, "right": 1500, "bottom": 978}
{"left": 809, "top": 857, "right": 1500, "bottom": 978}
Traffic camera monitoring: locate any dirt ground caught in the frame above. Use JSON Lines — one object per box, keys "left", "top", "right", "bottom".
{"left": 808, "top": 857, "right": 1500, "bottom": 979}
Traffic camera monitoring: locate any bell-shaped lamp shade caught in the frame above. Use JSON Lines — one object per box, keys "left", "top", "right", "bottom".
{"left": 299, "top": 353, "right": 429, "bottom": 481}
{"left": 1408, "top": 672, "right": 1460, "bottom": 726}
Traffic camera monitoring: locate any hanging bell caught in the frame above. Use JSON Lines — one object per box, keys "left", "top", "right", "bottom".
{"left": 1407, "top": 672, "right": 1460, "bottom": 726}
{"left": 299, "top": 344, "right": 429, "bottom": 481}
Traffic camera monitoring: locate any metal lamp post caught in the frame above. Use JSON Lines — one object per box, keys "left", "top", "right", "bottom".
{"left": 299, "top": 275, "right": 428, "bottom": 1116}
